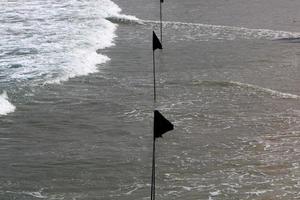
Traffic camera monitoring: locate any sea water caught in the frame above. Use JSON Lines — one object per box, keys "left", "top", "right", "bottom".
{"left": 0, "top": 0, "right": 135, "bottom": 115}
{"left": 2, "top": 0, "right": 300, "bottom": 199}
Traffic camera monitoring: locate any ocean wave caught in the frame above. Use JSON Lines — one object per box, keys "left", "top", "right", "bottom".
{"left": 106, "top": 16, "right": 143, "bottom": 25}
{"left": 194, "top": 80, "right": 300, "bottom": 99}
{"left": 45, "top": 1, "right": 137, "bottom": 84}
{"left": 0, "top": 91, "right": 16, "bottom": 116}
{"left": 106, "top": 15, "right": 300, "bottom": 40}
{"left": 0, "top": 0, "right": 137, "bottom": 84}
{"left": 274, "top": 37, "right": 300, "bottom": 43}
{"left": 5, "top": 190, "right": 47, "bottom": 199}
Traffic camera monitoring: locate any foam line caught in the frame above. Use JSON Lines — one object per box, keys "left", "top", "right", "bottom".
{"left": 106, "top": 16, "right": 300, "bottom": 40}
{"left": 194, "top": 80, "right": 300, "bottom": 99}
{"left": 0, "top": 91, "right": 16, "bottom": 116}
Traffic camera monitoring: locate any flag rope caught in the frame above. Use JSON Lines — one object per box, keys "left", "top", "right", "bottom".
{"left": 151, "top": 47, "right": 156, "bottom": 200}
{"left": 150, "top": 31, "right": 173, "bottom": 200}
{"left": 153, "top": 50, "right": 156, "bottom": 103}
{"left": 151, "top": 134, "right": 156, "bottom": 200}
{"left": 160, "top": 1, "right": 163, "bottom": 45}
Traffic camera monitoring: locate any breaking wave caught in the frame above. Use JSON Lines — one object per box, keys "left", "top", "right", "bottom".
{"left": 0, "top": 91, "right": 16, "bottom": 116}
{"left": 0, "top": 0, "right": 136, "bottom": 115}
{"left": 106, "top": 16, "right": 300, "bottom": 41}
{"left": 1, "top": 0, "right": 136, "bottom": 85}
{"left": 106, "top": 15, "right": 141, "bottom": 25}
{"left": 194, "top": 80, "right": 300, "bottom": 99}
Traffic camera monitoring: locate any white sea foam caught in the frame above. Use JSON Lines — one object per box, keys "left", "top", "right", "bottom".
{"left": 22, "top": 191, "right": 47, "bottom": 199}
{"left": 1, "top": 0, "right": 136, "bottom": 84}
{"left": 0, "top": 91, "right": 16, "bottom": 116}
{"left": 157, "top": 20, "right": 300, "bottom": 40}
{"left": 245, "top": 190, "right": 271, "bottom": 196}
{"left": 5, "top": 190, "right": 47, "bottom": 199}
{"left": 195, "top": 80, "right": 300, "bottom": 99}
{"left": 210, "top": 190, "right": 221, "bottom": 196}
{"left": 45, "top": 1, "right": 136, "bottom": 84}
{"left": 228, "top": 81, "right": 300, "bottom": 99}
{"left": 106, "top": 16, "right": 300, "bottom": 40}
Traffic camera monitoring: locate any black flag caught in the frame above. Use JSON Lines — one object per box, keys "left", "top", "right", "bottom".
{"left": 154, "top": 110, "right": 174, "bottom": 139}
{"left": 160, "top": 0, "right": 164, "bottom": 3}
{"left": 153, "top": 31, "right": 162, "bottom": 51}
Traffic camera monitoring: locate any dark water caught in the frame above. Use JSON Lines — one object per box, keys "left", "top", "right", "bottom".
{"left": 2, "top": 0, "right": 300, "bottom": 199}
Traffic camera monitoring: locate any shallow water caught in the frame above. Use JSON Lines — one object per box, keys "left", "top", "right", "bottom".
{"left": 2, "top": 0, "right": 300, "bottom": 199}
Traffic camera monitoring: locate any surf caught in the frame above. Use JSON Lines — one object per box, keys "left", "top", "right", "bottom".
{"left": 107, "top": 15, "right": 300, "bottom": 41}
{"left": 194, "top": 80, "right": 300, "bottom": 99}
{"left": 0, "top": 0, "right": 136, "bottom": 85}
{"left": 0, "top": 91, "right": 16, "bottom": 116}
{"left": 0, "top": 0, "right": 136, "bottom": 115}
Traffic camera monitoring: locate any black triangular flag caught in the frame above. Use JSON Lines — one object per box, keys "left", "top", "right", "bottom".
{"left": 153, "top": 31, "right": 162, "bottom": 51}
{"left": 160, "top": 0, "right": 164, "bottom": 3}
{"left": 154, "top": 110, "right": 174, "bottom": 139}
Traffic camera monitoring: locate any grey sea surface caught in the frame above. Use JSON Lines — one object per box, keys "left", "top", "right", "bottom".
{"left": 2, "top": 0, "right": 300, "bottom": 199}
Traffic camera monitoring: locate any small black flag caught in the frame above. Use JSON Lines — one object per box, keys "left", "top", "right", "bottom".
{"left": 154, "top": 110, "right": 174, "bottom": 139}
{"left": 153, "top": 31, "right": 162, "bottom": 51}
{"left": 160, "top": 0, "right": 164, "bottom": 3}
